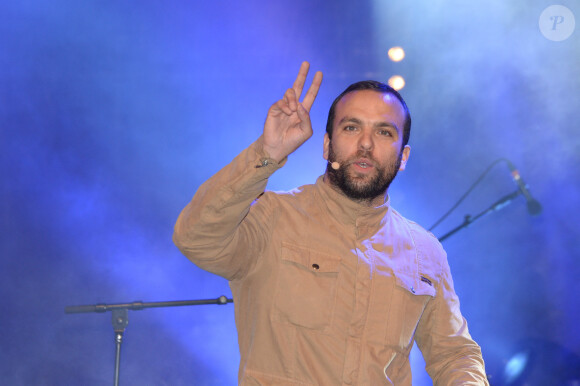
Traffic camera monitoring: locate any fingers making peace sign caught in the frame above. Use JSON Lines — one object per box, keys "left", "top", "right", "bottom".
{"left": 262, "top": 62, "right": 323, "bottom": 163}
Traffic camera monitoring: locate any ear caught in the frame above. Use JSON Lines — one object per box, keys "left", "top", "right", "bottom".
{"left": 399, "top": 145, "right": 411, "bottom": 171}
{"left": 323, "top": 133, "right": 330, "bottom": 161}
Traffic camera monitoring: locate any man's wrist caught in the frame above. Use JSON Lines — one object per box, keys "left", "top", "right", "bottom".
{"left": 255, "top": 137, "right": 287, "bottom": 169}
{"left": 258, "top": 136, "right": 284, "bottom": 163}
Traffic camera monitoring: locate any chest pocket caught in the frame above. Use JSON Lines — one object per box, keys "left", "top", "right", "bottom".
{"left": 271, "top": 242, "right": 341, "bottom": 331}
{"left": 385, "top": 273, "right": 436, "bottom": 349}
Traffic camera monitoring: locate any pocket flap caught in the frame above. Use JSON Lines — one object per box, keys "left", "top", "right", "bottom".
{"left": 394, "top": 272, "right": 436, "bottom": 297}
{"left": 281, "top": 242, "right": 340, "bottom": 273}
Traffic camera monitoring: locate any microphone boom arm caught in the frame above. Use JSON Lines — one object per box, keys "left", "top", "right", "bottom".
{"left": 437, "top": 189, "right": 522, "bottom": 242}
{"left": 65, "top": 296, "right": 233, "bottom": 386}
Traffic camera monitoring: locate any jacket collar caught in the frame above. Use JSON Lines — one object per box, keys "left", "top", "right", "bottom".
{"left": 314, "top": 175, "right": 391, "bottom": 228}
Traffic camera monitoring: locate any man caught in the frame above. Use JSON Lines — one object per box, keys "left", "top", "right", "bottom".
{"left": 173, "top": 62, "right": 488, "bottom": 384}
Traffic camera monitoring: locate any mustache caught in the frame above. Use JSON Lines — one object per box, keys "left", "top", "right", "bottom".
{"left": 345, "top": 151, "right": 377, "bottom": 166}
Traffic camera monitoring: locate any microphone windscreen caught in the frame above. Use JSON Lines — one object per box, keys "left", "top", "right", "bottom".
{"left": 527, "top": 199, "right": 543, "bottom": 216}
{"left": 331, "top": 162, "right": 340, "bottom": 170}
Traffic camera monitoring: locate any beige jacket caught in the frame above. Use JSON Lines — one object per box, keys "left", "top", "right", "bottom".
{"left": 174, "top": 139, "right": 488, "bottom": 385}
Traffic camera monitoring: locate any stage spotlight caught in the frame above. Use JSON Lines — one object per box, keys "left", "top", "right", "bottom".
{"left": 496, "top": 339, "right": 580, "bottom": 385}
{"left": 388, "top": 46, "right": 405, "bottom": 62}
{"left": 503, "top": 351, "right": 531, "bottom": 384}
{"left": 387, "top": 75, "right": 405, "bottom": 91}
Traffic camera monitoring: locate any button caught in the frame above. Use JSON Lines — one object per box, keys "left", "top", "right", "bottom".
{"left": 312, "top": 263, "right": 320, "bottom": 270}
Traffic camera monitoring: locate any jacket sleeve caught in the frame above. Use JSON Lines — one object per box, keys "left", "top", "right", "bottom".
{"left": 173, "top": 137, "right": 283, "bottom": 281}
{"left": 414, "top": 239, "right": 489, "bottom": 385}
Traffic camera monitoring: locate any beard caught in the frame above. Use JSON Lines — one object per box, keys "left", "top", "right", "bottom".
{"left": 326, "top": 141, "right": 403, "bottom": 202}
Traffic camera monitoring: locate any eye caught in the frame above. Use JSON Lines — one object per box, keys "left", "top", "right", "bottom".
{"left": 344, "top": 125, "right": 357, "bottom": 132}
{"left": 378, "top": 129, "right": 392, "bottom": 136}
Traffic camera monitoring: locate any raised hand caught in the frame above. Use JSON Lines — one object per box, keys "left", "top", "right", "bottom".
{"left": 262, "top": 62, "right": 323, "bottom": 163}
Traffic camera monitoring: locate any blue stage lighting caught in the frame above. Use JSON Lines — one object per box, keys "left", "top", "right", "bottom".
{"left": 503, "top": 351, "right": 529, "bottom": 384}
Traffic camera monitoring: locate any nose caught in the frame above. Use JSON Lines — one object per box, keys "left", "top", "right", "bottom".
{"left": 358, "top": 129, "right": 374, "bottom": 151}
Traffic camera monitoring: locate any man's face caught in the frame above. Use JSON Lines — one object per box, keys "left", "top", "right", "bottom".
{"left": 323, "top": 90, "right": 410, "bottom": 203}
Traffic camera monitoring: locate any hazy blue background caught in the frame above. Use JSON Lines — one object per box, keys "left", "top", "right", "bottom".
{"left": 2, "top": 1, "right": 579, "bottom": 384}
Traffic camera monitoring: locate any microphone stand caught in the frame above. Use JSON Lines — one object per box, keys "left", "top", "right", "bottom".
{"left": 437, "top": 189, "right": 522, "bottom": 242}
{"left": 65, "top": 296, "right": 233, "bottom": 386}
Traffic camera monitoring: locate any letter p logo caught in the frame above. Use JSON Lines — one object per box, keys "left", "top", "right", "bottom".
{"left": 551, "top": 15, "right": 565, "bottom": 30}
{"left": 539, "top": 5, "right": 576, "bottom": 41}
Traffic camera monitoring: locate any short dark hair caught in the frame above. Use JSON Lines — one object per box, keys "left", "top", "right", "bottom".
{"left": 325, "top": 81, "right": 411, "bottom": 148}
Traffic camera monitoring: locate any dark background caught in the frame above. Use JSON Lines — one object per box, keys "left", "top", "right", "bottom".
{"left": 2, "top": 1, "right": 579, "bottom": 384}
